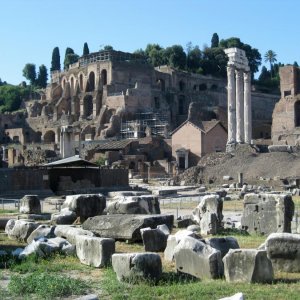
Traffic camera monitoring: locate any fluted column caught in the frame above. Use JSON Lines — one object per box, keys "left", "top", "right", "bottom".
{"left": 227, "top": 66, "right": 236, "bottom": 144}
{"left": 244, "top": 72, "right": 252, "bottom": 143}
{"left": 235, "top": 69, "right": 244, "bottom": 143}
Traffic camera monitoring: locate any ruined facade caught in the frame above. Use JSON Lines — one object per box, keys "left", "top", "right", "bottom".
{"left": 0, "top": 49, "right": 279, "bottom": 166}
{"left": 272, "top": 66, "right": 300, "bottom": 145}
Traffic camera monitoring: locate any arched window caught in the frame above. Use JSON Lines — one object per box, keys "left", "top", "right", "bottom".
{"left": 86, "top": 72, "right": 95, "bottom": 91}
{"left": 178, "top": 95, "right": 185, "bottom": 115}
{"left": 44, "top": 130, "right": 55, "bottom": 143}
{"left": 101, "top": 69, "right": 107, "bottom": 85}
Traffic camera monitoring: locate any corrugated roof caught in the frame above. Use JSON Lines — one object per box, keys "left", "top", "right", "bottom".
{"left": 44, "top": 155, "right": 96, "bottom": 167}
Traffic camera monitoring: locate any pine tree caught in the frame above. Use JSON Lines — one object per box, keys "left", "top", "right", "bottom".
{"left": 37, "top": 65, "right": 48, "bottom": 88}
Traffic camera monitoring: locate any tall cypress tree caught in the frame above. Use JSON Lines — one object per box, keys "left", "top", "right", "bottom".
{"left": 50, "top": 47, "right": 61, "bottom": 72}
{"left": 211, "top": 33, "right": 219, "bottom": 48}
{"left": 37, "top": 65, "right": 48, "bottom": 88}
{"left": 83, "top": 42, "right": 89, "bottom": 56}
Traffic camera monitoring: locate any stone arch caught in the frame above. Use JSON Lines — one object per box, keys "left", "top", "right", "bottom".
{"left": 44, "top": 130, "right": 55, "bottom": 143}
{"left": 295, "top": 101, "right": 300, "bottom": 127}
{"left": 70, "top": 76, "right": 75, "bottom": 96}
{"left": 86, "top": 71, "right": 95, "bottom": 92}
{"left": 101, "top": 69, "right": 107, "bottom": 85}
{"left": 61, "top": 76, "right": 67, "bottom": 90}
{"left": 179, "top": 80, "right": 185, "bottom": 91}
{"left": 83, "top": 95, "right": 93, "bottom": 118}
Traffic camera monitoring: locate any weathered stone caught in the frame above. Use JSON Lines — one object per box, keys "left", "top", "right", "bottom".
{"left": 82, "top": 214, "right": 173, "bottom": 241}
{"left": 76, "top": 235, "right": 115, "bottom": 268}
{"left": 112, "top": 253, "right": 162, "bottom": 282}
{"left": 265, "top": 233, "right": 300, "bottom": 272}
{"left": 223, "top": 249, "right": 273, "bottom": 283}
{"left": 54, "top": 225, "right": 94, "bottom": 245}
{"left": 219, "top": 292, "right": 244, "bottom": 300}
{"left": 108, "top": 191, "right": 151, "bottom": 198}
{"left": 175, "top": 215, "right": 194, "bottom": 228}
{"left": 206, "top": 237, "right": 240, "bottom": 258}
{"left": 19, "top": 195, "right": 41, "bottom": 214}
{"left": 106, "top": 195, "right": 160, "bottom": 215}
{"left": 186, "top": 224, "right": 201, "bottom": 233}
{"left": 192, "top": 194, "right": 223, "bottom": 235}
{"left": 241, "top": 193, "right": 294, "bottom": 235}
{"left": 27, "top": 224, "right": 56, "bottom": 244}
{"left": 5, "top": 219, "right": 39, "bottom": 242}
{"left": 20, "top": 237, "right": 75, "bottom": 258}
{"left": 62, "top": 194, "right": 106, "bottom": 222}
{"left": 51, "top": 208, "right": 77, "bottom": 225}
{"left": 140, "top": 227, "right": 168, "bottom": 252}
{"left": 174, "top": 236, "right": 223, "bottom": 279}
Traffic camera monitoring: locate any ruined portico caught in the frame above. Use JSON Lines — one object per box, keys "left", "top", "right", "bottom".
{"left": 224, "top": 48, "right": 252, "bottom": 147}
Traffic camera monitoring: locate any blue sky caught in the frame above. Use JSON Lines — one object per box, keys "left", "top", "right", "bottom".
{"left": 1, "top": 0, "right": 299, "bottom": 84}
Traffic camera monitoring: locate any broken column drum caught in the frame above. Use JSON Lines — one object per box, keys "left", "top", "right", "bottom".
{"left": 224, "top": 48, "right": 252, "bottom": 145}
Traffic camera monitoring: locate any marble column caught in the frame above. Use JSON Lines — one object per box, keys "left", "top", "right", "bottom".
{"left": 227, "top": 66, "right": 236, "bottom": 144}
{"left": 244, "top": 72, "right": 252, "bottom": 143}
{"left": 235, "top": 69, "right": 244, "bottom": 143}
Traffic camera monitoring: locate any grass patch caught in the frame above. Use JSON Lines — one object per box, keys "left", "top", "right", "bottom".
{"left": 8, "top": 272, "right": 89, "bottom": 299}
{"left": 10, "top": 253, "right": 89, "bottom": 274}
{"left": 100, "top": 267, "right": 300, "bottom": 300}
{"left": 0, "top": 209, "right": 18, "bottom": 215}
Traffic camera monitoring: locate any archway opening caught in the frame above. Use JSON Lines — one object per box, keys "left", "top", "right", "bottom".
{"left": 44, "top": 130, "right": 55, "bottom": 143}
{"left": 83, "top": 95, "right": 93, "bottom": 118}
{"left": 178, "top": 95, "right": 186, "bottom": 115}
{"left": 101, "top": 69, "right": 107, "bottom": 85}
{"left": 86, "top": 72, "right": 95, "bottom": 92}
{"left": 79, "top": 74, "right": 83, "bottom": 91}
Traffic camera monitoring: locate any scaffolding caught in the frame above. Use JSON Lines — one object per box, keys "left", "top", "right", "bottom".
{"left": 120, "top": 111, "right": 169, "bottom": 139}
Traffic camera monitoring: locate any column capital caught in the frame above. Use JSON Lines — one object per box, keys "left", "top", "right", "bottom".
{"left": 243, "top": 71, "right": 251, "bottom": 82}
{"left": 235, "top": 69, "right": 243, "bottom": 78}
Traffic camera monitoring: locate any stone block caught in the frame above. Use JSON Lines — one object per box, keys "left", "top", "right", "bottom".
{"left": 174, "top": 236, "right": 223, "bottom": 279}
{"left": 206, "top": 237, "right": 240, "bottom": 258}
{"left": 265, "top": 232, "right": 300, "bottom": 272}
{"left": 5, "top": 219, "right": 39, "bottom": 242}
{"left": 62, "top": 194, "right": 106, "bottom": 222}
{"left": 241, "top": 193, "right": 294, "bottom": 235}
{"left": 51, "top": 208, "right": 77, "bottom": 225}
{"left": 112, "top": 253, "right": 162, "bottom": 282}
{"left": 223, "top": 249, "right": 273, "bottom": 283}
{"left": 76, "top": 235, "right": 115, "bottom": 268}
{"left": 192, "top": 194, "right": 223, "bottom": 235}
{"left": 140, "top": 226, "right": 168, "bottom": 252}
{"left": 106, "top": 195, "right": 160, "bottom": 215}
{"left": 27, "top": 224, "right": 56, "bottom": 244}
{"left": 19, "top": 195, "right": 41, "bottom": 214}
{"left": 54, "top": 225, "right": 94, "bottom": 245}
{"left": 82, "top": 214, "right": 173, "bottom": 242}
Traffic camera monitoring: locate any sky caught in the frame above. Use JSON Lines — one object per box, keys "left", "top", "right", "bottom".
{"left": 1, "top": 0, "right": 300, "bottom": 85}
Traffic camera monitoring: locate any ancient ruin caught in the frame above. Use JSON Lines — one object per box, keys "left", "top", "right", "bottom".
{"left": 224, "top": 48, "right": 252, "bottom": 146}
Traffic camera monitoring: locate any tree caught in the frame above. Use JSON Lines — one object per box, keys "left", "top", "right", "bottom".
{"left": 187, "top": 45, "right": 202, "bottom": 73}
{"left": 145, "top": 44, "right": 166, "bottom": 66}
{"left": 36, "top": 65, "right": 48, "bottom": 88}
{"left": 64, "top": 48, "right": 79, "bottom": 70}
{"left": 103, "top": 45, "right": 113, "bottom": 51}
{"left": 220, "top": 37, "right": 262, "bottom": 76}
{"left": 0, "top": 85, "right": 30, "bottom": 112}
{"left": 200, "top": 47, "right": 227, "bottom": 77}
{"left": 164, "top": 45, "right": 186, "bottom": 70}
{"left": 211, "top": 33, "right": 219, "bottom": 48}
{"left": 50, "top": 47, "right": 61, "bottom": 72}
{"left": 22, "top": 63, "right": 36, "bottom": 85}
{"left": 264, "top": 50, "right": 277, "bottom": 78}
{"left": 294, "top": 61, "right": 299, "bottom": 67}
{"left": 83, "top": 42, "right": 89, "bottom": 56}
